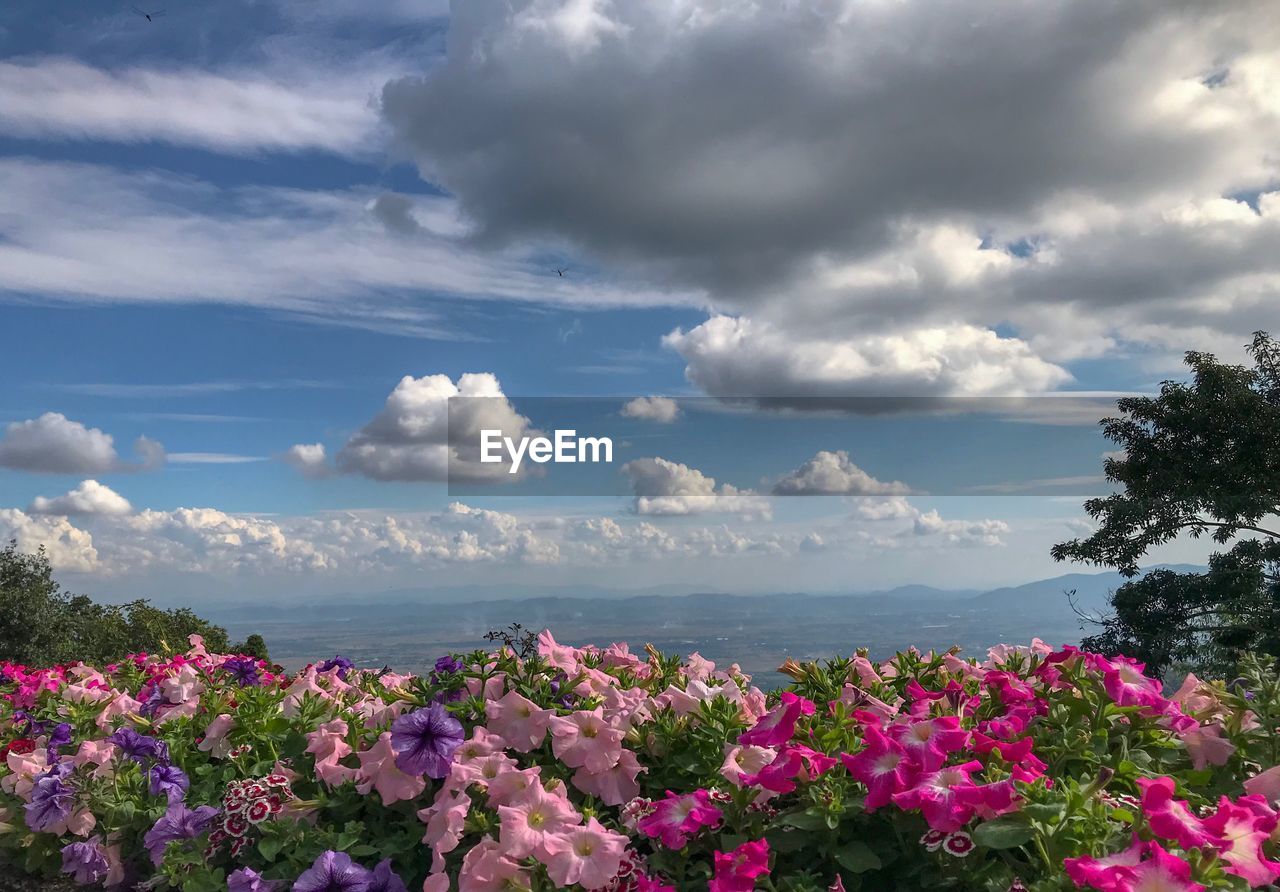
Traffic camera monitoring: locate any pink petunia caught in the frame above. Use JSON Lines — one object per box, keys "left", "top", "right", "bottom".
{"left": 738, "top": 692, "right": 815, "bottom": 748}
{"left": 496, "top": 779, "right": 581, "bottom": 859}
{"left": 485, "top": 690, "right": 554, "bottom": 752}
{"left": 1200, "top": 795, "right": 1280, "bottom": 887}
{"left": 637, "top": 790, "right": 723, "bottom": 849}
{"left": 355, "top": 732, "right": 427, "bottom": 805}
{"left": 306, "top": 719, "right": 358, "bottom": 788}
{"left": 572, "top": 748, "right": 645, "bottom": 806}
{"left": 540, "top": 817, "right": 629, "bottom": 890}
{"left": 1179, "top": 722, "right": 1236, "bottom": 770}
{"left": 549, "top": 708, "right": 625, "bottom": 773}
{"left": 892, "top": 761, "right": 986, "bottom": 832}
{"left": 710, "top": 839, "right": 771, "bottom": 892}
{"left": 1065, "top": 838, "right": 1203, "bottom": 892}
{"left": 890, "top": 716, "right": 971, "bottom": 772}
{"left": 842, "top": 725, "right": 915, "bottom": 811}
{"left": 1136, "top": 777, "right": 1216, "bottom": 850}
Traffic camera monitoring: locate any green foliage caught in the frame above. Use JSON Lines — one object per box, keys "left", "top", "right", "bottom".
{"left": 1053, "top": 331, "right": 1280, "bottom": 676}
{"left": 0, "top": 539, "right": 267, "bottom": 666}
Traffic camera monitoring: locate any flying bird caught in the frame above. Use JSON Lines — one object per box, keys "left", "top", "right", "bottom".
{"left": 131, "top": 6, "right": 166, "bottom": 21}
{"left": 553, "top": 268, "right": 567, "bottom": 277}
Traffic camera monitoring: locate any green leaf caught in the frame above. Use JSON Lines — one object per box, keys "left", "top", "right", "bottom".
{"left": 834, "top": 840, "right": 881, "bottom": 874}
{"left": 973, "top": 815, "right": 1035, "bottom": 850}
{"left": 777, "top": 810, "right": 829, "bottom": 832}
{"left": 258, "top": 837, "right": 281, "bottom": 862}
{"left": 764, "top": 828, "right": 810, "bottom": 853}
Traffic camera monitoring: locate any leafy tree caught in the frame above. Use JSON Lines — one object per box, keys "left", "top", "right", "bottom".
{"left": 0, "top": 540, "right": 268, "bottom": 666}
{"left": 1053, "top": 331, "right": 1280, "bottom": 677}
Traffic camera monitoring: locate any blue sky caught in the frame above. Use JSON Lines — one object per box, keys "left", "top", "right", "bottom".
{"left": 0, "top": 0, "right": 1274, "bottom": 602}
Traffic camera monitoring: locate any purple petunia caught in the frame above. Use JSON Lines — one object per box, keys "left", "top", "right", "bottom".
{"left": 223, "top": 656, "right": 262, "bottom": 687}
{"left": 389, "top": 702, "right": 464, "bottom": 779}
{"left": 318, "top": 656, "right": 355, "bottom": 680}
{"left": 47, "top": 722, "right": 73, "bottom": 756}
{"left": 433, "top": 654, "right": 464, "bottom": 676}
{"left": 367, "top": 860, "right": 408, "bottom": 892}
{"left": 109, "top": 727, "right": 169, "bottom": 765}
{"left": 149, "top": 762, "right": 190, "bottom": 802}
{"left": 142, "top": 802, "right": 219, "bottom": 866}
{"left": 230, "top": 867, "right": 280, "bottom": 892}
{"left": 292, "top": 851, "right": 372, "bottom": 892}
{"left": 25, "top": 763, "right": 74, "bottom": 832}
{"left": 61, "top": 837, "right": 109, "bottom": 885}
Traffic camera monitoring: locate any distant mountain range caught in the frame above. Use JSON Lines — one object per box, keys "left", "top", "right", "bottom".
{"left": 204, "top": 564, "right": 1206, "bottom": 625}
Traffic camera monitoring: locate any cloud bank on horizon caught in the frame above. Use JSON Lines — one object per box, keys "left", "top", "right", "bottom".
{"left": 0, "top": 0, "right": 1273, "bottom": 594}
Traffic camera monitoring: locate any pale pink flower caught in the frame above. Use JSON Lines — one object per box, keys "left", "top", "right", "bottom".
{"left": 485, "top": 766, "right": 544, "bottom": 809}
{"left": 356, "top": 732, "right": 426, "bottom": 804}
{"left": 72, "top": 740, "right": 117, "bottom": 780}
{"left": 418, "top": 789, "right": 470, "bottom": 871}
{"left": 307, "top": 719, "right": 358, "bottom": 788}
{"left": 95, "top": 692, "right": 142, "bottom": 731}
{"left": 549, "top": 708, "right": 625, "bottom": 773}
{"left": 496, "top": 780, "right": 581, "bottom": 859}
{"left": 720, "top": 745, "right": 777, "bottom": 791}
{"left": 455, "top": 727, "right": 509, "bottom": 763}
{"left": 459, "top": 836, "right": 531, "bottom": 892}
{"left": 197, "top": 715, "right": 236, "bottom": 759}
{"left": 1180, "top": 722, "right": 1236, "bottom": 770}
{"left": 537, "top": 630, "right": 581, "bottom": 673}
{"left": 573, "top": 749, "right": 645, "bottom": 806}
{"left": 541, "top": 817, "right": 628, "bottom": 890}
{"left": 160, "top": 664, "right": 205, "bottom": 703}
{"left": 1244, "top": 765, "right": 1280, "bottom": 805}
{"left": 485, "top": 691, "right": 554, "bottom": 752}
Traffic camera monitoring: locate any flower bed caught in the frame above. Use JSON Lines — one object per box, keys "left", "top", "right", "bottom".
{"left": 2, "top": 633, "right": 1279, "bottom": 891}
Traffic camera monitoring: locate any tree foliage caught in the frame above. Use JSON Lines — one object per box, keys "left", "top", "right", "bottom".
{"left": 1052, "top": 331, "right": 1280, "bottom": 676}
{"left": 0, "top": 540, "right": 268, "bottom": 666}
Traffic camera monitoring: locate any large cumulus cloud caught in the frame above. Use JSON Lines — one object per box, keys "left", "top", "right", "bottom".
{"left": 382, "top": 0, "right": 1280, "bottom": 388}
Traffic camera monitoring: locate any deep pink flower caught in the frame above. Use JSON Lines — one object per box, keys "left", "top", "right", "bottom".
{"left": 637, "top": 790, "right": 723, "bottom": 849}
{"left": 1200, "top": 795, "right": 1280, "bottom": 887}
{"left": 842, "top": 725, "right": 916, "bottom": 811}
{"left": 891, "top": 761, "right": 985, "bottom": 831}
{"left": 1136, "top": 776, "right": 1215, "bottom": 850}
{"left": 710, "top": 839, "right": 770, "bottom": 892}
{"left": 890, "top": 716, "right": 970, "bottom": 772}
{"left": 738, "top": 693, "right": 814, "bottom": 748}
{"left": 1065, "top": 838, "right": 1203, "bottom": 892}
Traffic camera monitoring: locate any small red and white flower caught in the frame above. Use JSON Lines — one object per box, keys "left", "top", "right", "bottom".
{"left": 942, "top": 831, "right": 975, "bottom": 858}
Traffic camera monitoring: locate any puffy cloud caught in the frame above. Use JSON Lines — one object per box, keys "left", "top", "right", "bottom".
{"left": 621, "top": 456, "right": 770, "bottom": 518}
{"left": 620, "top": 396, "right": 680, "bottom": 423}
{"left": 0, "top": 413, "right": 163, "bottom": 474}
{"left": 773, "top": 451, "right": 909, "bottom": 496}
{"left": 0, "top": 58, "right": 382, "bottom": 155}
{"left": 855, "top": 496, "right": 1009, "bottom": 547}
{"left": 282, "top": 443, "right": 331, "bottom": 479}
{"left": 381, "top": 0, "right": 1280, "bottom": 382}
{"left": 665, "top": 317, "right": 1070, "bottom": 402}
{"left": 911, "top": 510, "right": 1010, "bottom": 548}
{"left": 27, "top": 480, "right": 133, "bottom": 517}
{"left": 0, "top": 509, "right": 98, "bottom": 572}
{"left": 330, "top": 373, "right": 536, "bottom": 482}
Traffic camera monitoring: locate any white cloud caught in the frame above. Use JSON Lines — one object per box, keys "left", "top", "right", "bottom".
{"left": 381, "top": 0, "right": 1280, "bottom": 384}
{"left": 665, "top": 317, "right": 1071, "bottom": 402}
{"left": 0, "top": 159, "right": 690, "bottom": 337}
{"left": 620, "top": 396, "right": 680, "bottom": 424}
{"left": 911, "top": 510, "right": 1009, "bottom": 547}
{"left": 855, "top": 497, "right": 917, "bottom": 521}
{"left": 0, "top": 413, "right": 163, "bottom": 474}
{"left": 773, "top": 451, "right": 910, "bottom": 496}
{"left": 0, "top": 509, "right": 99, "bottom": 572}
{"left": 331, "top": 373, "right": 535, "bottom": 482}
{"left": 166, "top": 453, "right": 267, "bottom": 464}
{"left": 27, "top": 480, "right": 133, "bottom": 517}
{"left": 0, "top": 58, "right": 382, "bottom": 155}
{"left": 282, "top": 443, "right": 331, "bottom": 479}
{"left": 621, "top": 456, "right": 770, "bottom": 518}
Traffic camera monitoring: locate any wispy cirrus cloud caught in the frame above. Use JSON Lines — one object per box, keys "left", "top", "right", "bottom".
{"left": 0, "top": 57, "right": 384, "bottom": 155}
